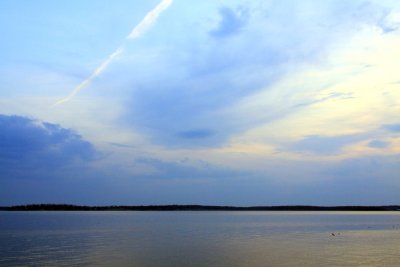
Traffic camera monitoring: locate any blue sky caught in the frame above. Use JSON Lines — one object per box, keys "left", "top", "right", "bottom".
{"left": 1, "top": 0, "right": 400, "bottom": 206}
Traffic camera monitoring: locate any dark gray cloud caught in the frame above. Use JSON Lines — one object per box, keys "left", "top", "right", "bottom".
{"left": 383, "top": 124, "right": 400, "bottom": 132}
{"left": 0, "top": 114, "right": 96, "bottom": 179}
{"left": 77, "top": 155, "right": 400, "bottom": 205}
{"left": 210, "top": 7, "right": 248, "bottom": 38}
{"left": 368, "top": 140, "right": 389, "bottom": 149}
{"left": 134, "top": 157, "right": 247, "bottom": 181}
{"left": 290, "top": 134, "right": 363, "bottom": 154}
{"left": 177, "top": 129, "right": 214, "bottom": 139}
{"left": 295, "top": 155, "right": 400, "bottom": 205}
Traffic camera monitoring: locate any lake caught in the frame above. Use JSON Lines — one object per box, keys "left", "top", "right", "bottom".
{"left": 1, "top": 211, "right": 400, "bottom": 266}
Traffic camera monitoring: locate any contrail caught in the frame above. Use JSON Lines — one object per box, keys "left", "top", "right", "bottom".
{"left": 128, "top": 0, "right": 173, "bottom": 39}
{"left": 53, "top": 47, "right": 124, "bottom": 106}
{"left": 53, "top": 0, "right": 173, "bottom": 107}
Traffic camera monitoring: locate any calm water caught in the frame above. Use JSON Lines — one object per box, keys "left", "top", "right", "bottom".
{"left": 1, "top": 211, "right": 400, "bottom": 266}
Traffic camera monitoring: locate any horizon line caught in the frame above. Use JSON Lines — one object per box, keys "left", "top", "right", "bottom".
{"left": 2, "top": 204, "right": 400, "bottom": 212}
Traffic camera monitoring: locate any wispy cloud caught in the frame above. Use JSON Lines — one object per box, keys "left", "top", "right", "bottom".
{"left": 53, "top": 0, "right": 173, "bottom": 107}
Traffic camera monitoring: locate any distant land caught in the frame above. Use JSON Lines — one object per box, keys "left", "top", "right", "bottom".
{"left": 0, "top": 204, "right": 400, "bottom": 211}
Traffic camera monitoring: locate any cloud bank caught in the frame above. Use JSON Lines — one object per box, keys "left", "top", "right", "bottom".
{"left": 0, "top": 114, "right": 95, "bottom": 179}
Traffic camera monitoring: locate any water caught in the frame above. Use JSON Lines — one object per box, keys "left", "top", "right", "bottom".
{"left": 1, "top": 211, "right": 400, "bottom": 266}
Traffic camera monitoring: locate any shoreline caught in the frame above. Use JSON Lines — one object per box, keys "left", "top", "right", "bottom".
{"left": 1, "top": 204, "right": 399, "bottom": 212}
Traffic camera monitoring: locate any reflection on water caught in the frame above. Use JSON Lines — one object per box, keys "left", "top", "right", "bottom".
{"left": 1, "top": 211, "right": 400, "bottom": 266}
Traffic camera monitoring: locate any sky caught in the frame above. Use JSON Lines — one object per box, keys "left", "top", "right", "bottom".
{"left": 0, "top": 0, "right": 399, "bottom": 206}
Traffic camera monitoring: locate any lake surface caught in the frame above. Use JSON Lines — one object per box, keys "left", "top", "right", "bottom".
{"left": 1, "top": 211, "right": 400, "bottom": 266}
